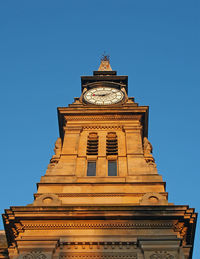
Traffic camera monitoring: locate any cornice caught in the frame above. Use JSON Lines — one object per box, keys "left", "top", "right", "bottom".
{"left": 3, "top": 205, "right": 196, "bottom": 221}
{"left": 2, "top": 205, "right": 197, "bottom": 251}
{"left": 34, "top": 192, "right": 168, "bottom": 198}
{"left": 23, "top": 222, "right": 174, "bottom": 230}
{"left": 57, "top": 107, "right": 149, "bottom": 138}
{"left": 82, "top": 125, "right": 123, "bottom": 130}
{"left": 64, "top": 114, "right": 143, "bottom": 122}
{"left": 58, "top": 107, "right": 148, "bottom": 115}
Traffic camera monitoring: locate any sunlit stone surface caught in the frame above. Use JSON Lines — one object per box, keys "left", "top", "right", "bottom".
{"left": 1, "top": 60, "right": 197, "bottom": 259}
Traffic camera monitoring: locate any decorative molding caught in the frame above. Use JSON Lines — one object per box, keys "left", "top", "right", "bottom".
{"left": 14, "top": 222, "right": 24, "bottom": 234}
{"left": 59, "top": 252, "right": 137, "bottom": 259}
{"left": 35, "top": 192, "right": 167, "bottom": 198}
{"left": 60, "top": 241, "right": 137, "bottom": 249}
{"left": 23, "top": 251, "right": 47, "bottom": 259}
{"left": 83, "top": 126, "right": 122, "bottom": 130}
{"left": 23, "top": 222, "right": 173, "bottom": 230}
{"left": 64, "top": 126, "right": 83, "bottom": 132}
{"left": 58, "top": 193, "right": 125, "bottom": 197}
{"left": 34, "top": 193, "right": 126, "bottom": 198}
{"left": 57, "top": 241, "right": 139, "bottom": 258}
{"left": 65, "top": 115, "right": 142, "bottom": 122}
{"left": 149, "top": 251, "right": 174, "bottom": 259}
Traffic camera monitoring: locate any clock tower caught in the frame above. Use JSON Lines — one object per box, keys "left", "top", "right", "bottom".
{"left": 2, "top": 57, "right": 197, "bottom": 259}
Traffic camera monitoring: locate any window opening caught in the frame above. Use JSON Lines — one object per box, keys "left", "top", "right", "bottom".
{"left": 87, "top": 161, "right": 96, "bottom": 176}
{"left": 108, "top": 161, "right": 117, "bottom": 176}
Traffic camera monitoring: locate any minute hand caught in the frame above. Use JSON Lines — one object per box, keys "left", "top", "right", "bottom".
{"left": 95, "top": 93, "right": 110, "bottom": 96}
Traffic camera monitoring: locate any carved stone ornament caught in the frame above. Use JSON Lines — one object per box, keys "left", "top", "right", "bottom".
{"left": 50, "top": 137, "right": 62, "bottom": 163}
{"left": 46, "top": 138, "right": 62, "bottom": 172}
{"left": 32, "top": 193, "right": 62, "bottom": 206}
{"left": 72, "top": 97, "right": 82, "bottom": 105}
{"left": 143, "top": 137, "right": 157, "bottom": 168}
{"left": 143, "top": 137, "right": 153, "bottom": 155}
{"left": 23, "top": 250, "right": 47, "bottom": 259}
{"left": 139, "top": 192, "right": 168, "bottom": 205}
{"left": 54, "top": 138, "right": 62, "bottom": 155}
{"left": 149, "top": 251, "right": 174, "bottom": 259}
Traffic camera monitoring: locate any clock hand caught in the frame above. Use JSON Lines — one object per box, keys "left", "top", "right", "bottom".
{"left": 93, "top": 93, "right": 110, "bottom": 97}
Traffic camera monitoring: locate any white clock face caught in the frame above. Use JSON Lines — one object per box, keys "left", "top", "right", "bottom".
{"left": 83, "top": 87, "right": 124, "bottom": 105}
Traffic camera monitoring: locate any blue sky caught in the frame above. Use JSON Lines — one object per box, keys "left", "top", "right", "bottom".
{"left": 0, "top": 0, "right": 199, "bottom": 257}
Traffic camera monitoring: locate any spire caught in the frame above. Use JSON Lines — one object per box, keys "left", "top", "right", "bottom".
{"left": 98, "top": 53, "right": 112, "bottom": 71}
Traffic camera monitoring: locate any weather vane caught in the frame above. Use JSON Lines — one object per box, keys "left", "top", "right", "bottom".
{"left": 101, "top": 52, "right": 110, "bottom": 62}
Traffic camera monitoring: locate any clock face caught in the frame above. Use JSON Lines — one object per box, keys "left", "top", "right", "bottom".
{"left": 83, "top": 87, "right": 124, "bottom": 105}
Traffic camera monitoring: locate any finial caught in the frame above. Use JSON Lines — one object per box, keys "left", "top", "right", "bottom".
{"left": 98, "top": 52, "right": 112, "bottom": 71}
{"left": 101, "top": 52, "right": 110, "bottom": 62}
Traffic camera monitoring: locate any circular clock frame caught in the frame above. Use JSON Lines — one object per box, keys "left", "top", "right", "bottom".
{"left": 83, "top": 87, "right": 124, "bottom": 105}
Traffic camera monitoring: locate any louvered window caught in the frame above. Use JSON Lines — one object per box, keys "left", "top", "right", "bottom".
{"left": 87, "top": 133, "right": 98, "bottom": 155}
{"left": 106, "top": 132, "right": 118, "bottom": 155}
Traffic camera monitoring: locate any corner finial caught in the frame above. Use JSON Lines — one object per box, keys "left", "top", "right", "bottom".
{"left": 98, "top": 52, "right": 112, "bottom": 71}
